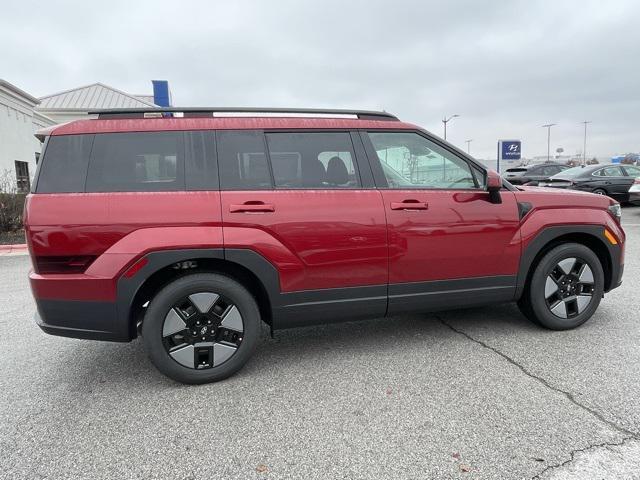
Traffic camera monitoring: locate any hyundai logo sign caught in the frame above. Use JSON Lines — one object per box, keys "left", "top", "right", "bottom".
{"left": 496, "top": 139, "right": 522, "bottom": 172}
{"left": 501, "top": 140, "right": 521, "bottom": 160}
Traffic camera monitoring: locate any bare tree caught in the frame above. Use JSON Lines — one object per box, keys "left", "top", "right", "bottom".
{"left": 0, "top": 169, "right": 24, "bottom": 233}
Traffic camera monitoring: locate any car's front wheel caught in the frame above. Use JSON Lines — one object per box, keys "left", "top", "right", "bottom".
{"left": 518, "top": 243, "right": 604, "bottom": 330}
{"left": 142, "top": 273, "right": 260, "bottom": 384}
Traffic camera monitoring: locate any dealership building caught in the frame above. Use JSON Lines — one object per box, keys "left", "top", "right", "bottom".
{"left": 0, "top": 79, "right": 171, "bottom": 193}
{"left": 0, "top": 80, "right": 55, "bottom": 193}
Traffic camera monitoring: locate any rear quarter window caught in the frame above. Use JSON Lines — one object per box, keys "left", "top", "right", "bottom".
{"left": 86, "top": 132, "right": 185, "bottom": 192}
{"left": 36, "top": 135, "right": 93, "bottom": 193}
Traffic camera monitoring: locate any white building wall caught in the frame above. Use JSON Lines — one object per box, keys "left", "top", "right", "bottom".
{"left": 36, "top": 110, "right": 96, "bottom": 124}
{"left": 0, "top": 83, "right": 55, "bottom": 192}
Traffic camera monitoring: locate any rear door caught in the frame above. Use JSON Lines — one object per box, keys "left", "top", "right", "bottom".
{"left": 218, "top": 130, "right": 388, "bottom": 327}
{"left": 361, "top": 130, "right": 521, "bottom": 314}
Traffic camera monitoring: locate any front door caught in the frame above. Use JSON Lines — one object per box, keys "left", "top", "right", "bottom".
{"left": 361, "top": 131, "right": 521, "bottom": 314}
{"left": 218, "top": 130, "right": 388, "bottom": 327}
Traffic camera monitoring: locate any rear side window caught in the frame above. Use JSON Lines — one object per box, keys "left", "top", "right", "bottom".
{"left": 36, "top": 135, "right": 93, "bottom": 193}
{"left": 86, "top": 132, "right": 184, "bottom": 192}
{"left": 540, "top": 165, "right": 559, "bottom": 176}
{"left": 265, "top": 132, "right": 360, "bottom": 188}
{"left": 218, "top": 131, "right": 272, "bottom": 190}
{"left": 594, "top": 166, "right": 624, "bottom": 177}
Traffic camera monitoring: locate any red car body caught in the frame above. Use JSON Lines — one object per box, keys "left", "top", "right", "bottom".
{"left": 25, "top": 112, "right": 625, "bottom": 342}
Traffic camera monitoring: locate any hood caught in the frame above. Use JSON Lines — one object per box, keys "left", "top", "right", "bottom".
{"left": 513, "top": 185, "right": 615, "bottom": 210}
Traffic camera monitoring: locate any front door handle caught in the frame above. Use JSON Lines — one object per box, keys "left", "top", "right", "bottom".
{"left": 390, "top": 200, "right": 429, "bottom": 211}
{"left": 229, "top": 202, "right": 275, "bottom": 213}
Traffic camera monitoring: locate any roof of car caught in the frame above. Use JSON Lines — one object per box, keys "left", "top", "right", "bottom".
{"left": 37, "top": 108, "right": 420, "bottom": 139}
{"left": 41, "top": 117, "right": 419, "bottom": 138}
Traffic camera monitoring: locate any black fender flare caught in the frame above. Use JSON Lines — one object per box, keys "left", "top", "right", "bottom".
{"left": 116, "top": 248, "right": 282, "bottom": 339}
{"left": 515, "top": 225, "right": 621, "bottom": 299}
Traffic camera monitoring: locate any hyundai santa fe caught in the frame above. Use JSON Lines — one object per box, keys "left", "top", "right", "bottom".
{"left": 25, "top": 107, "right": 625, "bottom": 384}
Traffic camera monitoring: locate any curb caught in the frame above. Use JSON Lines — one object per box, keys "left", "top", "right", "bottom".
{"left": 0, "top": 243, "right": 28, "bottom": 256}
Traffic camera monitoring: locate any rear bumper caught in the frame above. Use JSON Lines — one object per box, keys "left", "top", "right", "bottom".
{"left": 34, "top": 298, "right": 130, "bottom": 342}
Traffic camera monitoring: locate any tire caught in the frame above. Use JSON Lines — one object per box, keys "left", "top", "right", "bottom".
{"left": 592, "top": 188, "right": 607, "bottom": 195}
{"left": 518, "top": 243, "right": 604, "bottom": 330}
{"left": 142, "top": 273, "right": 260, "bottom": 384}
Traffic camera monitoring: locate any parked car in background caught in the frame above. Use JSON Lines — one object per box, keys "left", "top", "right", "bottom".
{"left": 539, "top": 164, "right": 640, "bottom": 202}
{"left": 625, "top": 165, "right": 640, "bottom": 204}
{"left": 503, "top": 163, "right": 570, "bottom": 185}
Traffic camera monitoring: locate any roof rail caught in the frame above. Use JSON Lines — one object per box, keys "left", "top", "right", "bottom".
{"left": 87, "top": 107, "right": 399, "bottom": 121}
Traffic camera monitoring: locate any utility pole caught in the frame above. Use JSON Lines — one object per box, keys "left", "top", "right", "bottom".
{"left": 542, "top": 124, "right": 556, "bottom": 162}
{"left": 465, "top": 139, "right": 473, "bottom": 154}
{"left": 442, "top": 114, "right": 459, "bottom": 141}
{"left": 582, "top": 121, "right": 592, "bottom": 165}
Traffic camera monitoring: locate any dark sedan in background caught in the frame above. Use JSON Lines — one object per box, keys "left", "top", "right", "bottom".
{"left": 539, "top": 164, "right": 640, "bottom": 202}
{"left": 503, "top": 162, "right": 570, "bottom": 185}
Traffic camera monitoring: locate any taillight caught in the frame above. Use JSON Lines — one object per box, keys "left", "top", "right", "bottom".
{"left": 34, "top": 255, "right": 97, "bottom": 274}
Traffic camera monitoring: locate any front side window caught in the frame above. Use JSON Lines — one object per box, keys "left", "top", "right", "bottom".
{"left": 265, "top": 132, "right": 359, "bottom": 188}
{"left": 218, "top": 131, "right": 272, "bottom": 190}
{"left": 367, "top": 132, "right": 479, "bottom": 189}
{"left": 623, "top": 165, "right": 640, "bottom": 178}
{"left": 86, "top": 132, "right": 184, "bottom": 192}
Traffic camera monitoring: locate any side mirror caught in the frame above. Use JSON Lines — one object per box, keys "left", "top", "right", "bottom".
{"left": 486, "top": 170, "right": 502, "bottom": 204}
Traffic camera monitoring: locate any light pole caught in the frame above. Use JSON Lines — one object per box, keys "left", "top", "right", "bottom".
{"left": 465, "top": 139, "right": 473, "bottom": 154}
{"left": 582, "top": 121, "right": 592, "bottom": 165}
{"left": 542, "top": 123, "right": 556, "bottom": 162}
{"left": 442, "top": 114, "right": 459, "bottom": 140}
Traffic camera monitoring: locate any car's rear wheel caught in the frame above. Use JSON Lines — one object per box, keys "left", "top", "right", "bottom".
{"left": 142, "top": 273, "right": 260, "bottom": 384}
{"left": 592, "top": 188, "right": 607, "bottom": 195}
{"left": 518, "top": 243, "right": 604, "bottom": 330}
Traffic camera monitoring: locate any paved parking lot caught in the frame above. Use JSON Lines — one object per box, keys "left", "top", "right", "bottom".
{"left": 2, "top": 208, "right": 640, "bottom": 480}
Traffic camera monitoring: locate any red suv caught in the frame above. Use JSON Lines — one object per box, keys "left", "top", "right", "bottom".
{"left": 26, "top": 108, "right": 625, "bottom": 384}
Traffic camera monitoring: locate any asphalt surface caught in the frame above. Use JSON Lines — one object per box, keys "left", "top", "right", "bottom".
{"left": 2, "top": 209, "right": 640, "bottom": 480}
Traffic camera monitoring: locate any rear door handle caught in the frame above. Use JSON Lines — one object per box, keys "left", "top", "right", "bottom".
{"left": 390, "top": 200, "right": 429, "bottom": 211}
{"left": 229, "top": 202, "right": 275, "bottom": 213}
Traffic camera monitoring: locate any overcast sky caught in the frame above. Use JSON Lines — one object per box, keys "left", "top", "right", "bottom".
{"left": 2, "top": 0, "right": 639, "bottom": 159}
